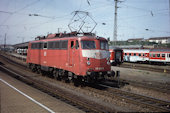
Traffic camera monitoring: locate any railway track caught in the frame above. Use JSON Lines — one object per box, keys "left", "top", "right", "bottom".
{"left": 1, "top": 53, "right": 170, "bottom": 112}
{"left": 104, "top": 85, "right": 170, "bottom": 112}
{"left": 120, "top": 79, "right": 170, "bottom": 94}
{"left": 120, "top": 63, "right": 170, "bottom": 74}
{"left": 0, "top": 63, "right": 115, "bottom": 112}
{"left": 84, "top": 83, "right": 170, "bottom": 112}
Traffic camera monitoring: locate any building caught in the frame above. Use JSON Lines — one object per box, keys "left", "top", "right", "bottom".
{"left": 148, "top": 37, "right": 170, "bottom": 44}
{"left": 127, "top": 38, "right": 144, "bottom": 42}
{"left": 0, "top": 44, "right": 14, "bottom": 52}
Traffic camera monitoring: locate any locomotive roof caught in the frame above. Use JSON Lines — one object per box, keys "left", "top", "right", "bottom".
{"left": 31, "top": 35, "right": 107, "bottom": 43}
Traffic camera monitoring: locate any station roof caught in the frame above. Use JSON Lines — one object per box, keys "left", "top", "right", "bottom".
{"left": 13, "top": 41, "right": 29, "bottom": 48}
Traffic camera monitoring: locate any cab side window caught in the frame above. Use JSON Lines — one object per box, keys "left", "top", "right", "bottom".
{"left": 71, "top": 41, "right": 74, "bottom": 49}
{"left": 75, "top": 40, "right": 79, "bottom": 49}
{"left": 44, "top": 42, "right": 47, "bottom": 49}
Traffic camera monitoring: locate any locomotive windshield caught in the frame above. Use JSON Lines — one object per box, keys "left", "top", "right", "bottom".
{"left": 100, "top": 41, "right": 109, "bottom": 50}
{"left": 81, "top": 40, "right": 96, "bottom": 49}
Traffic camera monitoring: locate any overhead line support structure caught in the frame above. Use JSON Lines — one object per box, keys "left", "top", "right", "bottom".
{"left": 113, "top": 0, "right": 123, "bottom": 45}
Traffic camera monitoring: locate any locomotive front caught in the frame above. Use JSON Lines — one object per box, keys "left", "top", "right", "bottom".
{"left": 79, "top": 36, "right": 114, "bottom": 82}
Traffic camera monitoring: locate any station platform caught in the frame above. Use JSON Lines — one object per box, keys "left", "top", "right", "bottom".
{"left": 0, "top": 71, "right": 84, "bottom": 113}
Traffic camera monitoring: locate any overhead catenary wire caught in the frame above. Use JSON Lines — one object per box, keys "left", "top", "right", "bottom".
{"left": 0, "top": 0, "right": 40, "bottom": 26}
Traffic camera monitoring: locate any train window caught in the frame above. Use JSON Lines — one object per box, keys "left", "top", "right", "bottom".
{"left": 150, "top": 54, "right": 152, "bottom": 57}
{"left": 60, "top": 40, "right": 68, "bottom": 49}
{"left": 36, "top": 43, "right": 38, "bottom": 49}
{"left": 129, "top": 53, "right": 131, "bottom": 56}
{"left": 39, "top": 42, "right": 43, "bottom": 49}
{"left": 71, "top": 41, "right": 74, "bottom": 48}
{"left": 157, "top": 54, "right": 160, "bottom": 57}
{"left": 153, "top": 54, "right": 155, "bottom": 57}
{"left": 125, "top": 53, "right": 127, "bottom": 55}
{"left": 31, "top": 43, "right": 39, "bottom": 49}
{"left": 168, "top": 54, "right": 170, "bottom": 58}
{"left": 43, "top": 42, "right": 47, "bottom": 49}
{"left": 100, "top": 41, "right": 109, "bottom": 50}
{"left": 134, "top": 53, "right": 136, "bottom": 56}
{"left": 75, "top": 40, "right": 79, "bottom": 49}
{"left": 54, "top": 41, "right": 60, "bottom": 49}
{"left": 139, "top": 53, "right": 141, "bottom": 56}
{"left": 31, "top": 43, "right": 34, "bottom": 49}
{"left": 81, "top": 40, "right": 96, "bottom": 49}
{"left": 48, "top": 42, "right": 52, "bottom": 49}
{"left": 162, "top": 54, "right": 165, "bottom": 58}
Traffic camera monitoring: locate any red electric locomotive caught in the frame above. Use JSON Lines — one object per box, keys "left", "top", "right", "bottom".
{"left": 27, "top": 32, "right": 114, "bottom": 84}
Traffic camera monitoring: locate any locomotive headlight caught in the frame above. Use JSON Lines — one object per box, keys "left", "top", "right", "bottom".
{"left": 106, "top": 57, "right": 110, "bottom": 61}
{"left": 87, "top": 57, "right": 90, "bottom": 61}
{"left": 87, "top": 61, "right": 91, "bottom": 65}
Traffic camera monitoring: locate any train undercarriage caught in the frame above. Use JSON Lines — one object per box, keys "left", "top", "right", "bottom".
{"left": 28, "top": 63, "right": 117, "bottom": 86}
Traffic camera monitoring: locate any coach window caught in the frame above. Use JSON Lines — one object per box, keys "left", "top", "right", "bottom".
{"left": 44, "top": 42, "right": 47, "bottom": 49}
{"left": 162, "top": 54, "right": 165, "bottom": 58}
{"left": 125, "top": 53, "right": 127, "bottom": 55}
{"left": 157, "top": 54, "right": 160, "bottom": 58}
{"left": 134, "top": 53, "right": 136, "bottom": 56}
{"left": 150, "top": 54, "right": 152, "bottom": 57}
{"left": 153, "top": 54, "right": 155, "bottom": 57}
{"left": 169, "top": 54, "right": 170, "bottom": 58}
{"left": 139, "top": 53, "right": 141, "bottom": 56}
{"left": 129, "top": 53, "right": 131, "bottom": 56}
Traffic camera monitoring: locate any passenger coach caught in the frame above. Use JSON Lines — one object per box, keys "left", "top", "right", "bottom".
{"left": 123, "top": 49, "right": 150, "bottom": 62}
{"left": 109, "top": 47, "right": 123, "bottom": 65}
{"left": 149, "top": 49, "right": 170, "bottom": 64}
{"left": 27, "top": 32, "right": 114, "bottom": 84}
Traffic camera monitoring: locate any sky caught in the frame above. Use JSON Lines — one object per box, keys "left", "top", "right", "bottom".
{"left": 0, "top": 0, "right": 170, "bottom": 44}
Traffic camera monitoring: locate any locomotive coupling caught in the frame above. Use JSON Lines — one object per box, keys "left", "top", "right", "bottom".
{"left": 107, "top": 71, "right": 115, "bottom": 77}
{"left": 107, "top": 70, "right": 120, "bottom": 78}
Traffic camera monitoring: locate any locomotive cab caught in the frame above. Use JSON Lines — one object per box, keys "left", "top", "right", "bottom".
{"left": 76, "top": 36, "right": 112, "bottom": 82}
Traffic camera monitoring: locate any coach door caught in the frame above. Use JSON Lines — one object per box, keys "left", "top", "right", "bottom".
{"left": 167, "top": 53, "right": 170, "bottom": 61}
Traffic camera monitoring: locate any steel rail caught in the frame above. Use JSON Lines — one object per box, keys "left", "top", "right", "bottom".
{"left": 121, "top": 79, "right": 170, "bottom": 94}
{"left": 0, "top": 63, "right": 115, "bottom": 113}
{"left": 99, "top": 84, "right": 170, "bottom": 112}
{"left": 119, "top": 63, "right": 170, "bottom": 74}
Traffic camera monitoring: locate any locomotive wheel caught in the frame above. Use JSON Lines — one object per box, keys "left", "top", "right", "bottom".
{"left": 53, "top": 69, "right": 61, "bottom": 81}
{"left": 31, "top": 64, "right": 36, "bottom": 72}
{"left": 73, "top": 76, "right": 84, "bottom": 87}
{"left": 36, "top": 66, "right": 41, "bottom": 74}
{"left": 73, "top": 79, "right": 79, "bottom": 87}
